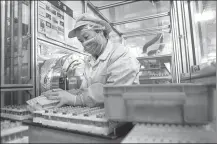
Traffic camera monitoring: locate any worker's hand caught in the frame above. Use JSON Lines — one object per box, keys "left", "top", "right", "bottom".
{"left": 41, "top": 88, "right": 63, "bottom": 96}
{"left": 44, "top": 90, "right": 76, "bottom": 108}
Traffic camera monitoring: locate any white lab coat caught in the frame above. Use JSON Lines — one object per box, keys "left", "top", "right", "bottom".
{"left": 77, "top": 40, "right": 140, "bottom": 106}
{"left": 81, "top": 40, "right": 140, "bottom": 87}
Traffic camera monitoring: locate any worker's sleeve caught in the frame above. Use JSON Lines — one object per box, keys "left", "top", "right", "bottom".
{"left": 67, "top": 46, "right": 140, "bottom": 107}
{"left": 78, "top": 56, "right": 92, "bottom": 90}
{"left": 106, "top": 46, "right": 140, "bottom": 85}
{"left": 67, "top": 58, "right": 97, "bottom": 107}
{"left": 79, "top": 76, "right": 88, "bottom": 89}
{"left": 67, "top": 89, "right": 98, "bottom": 107}
{"left": 67, "top": 76, "right": 97, "bottom": 107}
{"left": 68, "top": 80, "right": 105, "bottom": 107}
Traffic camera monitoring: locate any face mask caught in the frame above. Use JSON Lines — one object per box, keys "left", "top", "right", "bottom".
{"left": 82, "top": 33, "right": 104, "bottom": 56}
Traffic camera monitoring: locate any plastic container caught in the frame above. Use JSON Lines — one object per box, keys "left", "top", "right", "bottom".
{"left": 104, "top": 83, "right": 210, "bottom": 124}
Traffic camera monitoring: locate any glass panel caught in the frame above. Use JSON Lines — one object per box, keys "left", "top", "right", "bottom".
{"left": 3, "top": 1, "right": 31, "bottom": 85}
{"left": 114, "top": 16, "right": 170, "bottom": 33}
{"left": 86, "top": 6, "right": 101, "bottom": 19}
{"left": 99, "top": 1, "right": 170, "bottom": 22}
{"left": 1, "top": 91, "right": 32, "bottom": 106}
{"left": 191, "top": 1, "right": 216, "bottom": 65}
{"left": 125, "top": 32, "right": 172, "bottom": 57}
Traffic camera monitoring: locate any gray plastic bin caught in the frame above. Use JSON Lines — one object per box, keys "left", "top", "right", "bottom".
{"left": 104, "top": 83, "right": 210, "bottom": 124}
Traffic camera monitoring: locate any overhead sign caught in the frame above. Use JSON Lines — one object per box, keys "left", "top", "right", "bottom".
{"left": 47, "top": 0, "right": 73, "bottom": 18}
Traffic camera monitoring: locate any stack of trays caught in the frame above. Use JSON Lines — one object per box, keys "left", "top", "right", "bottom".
{"left": 1, "top": 120, "right": 29, "bottom": 143}
{"left": 1, "top": 105, "right": 32, "bottom": 121}
{"left": 32, "top": 106, "right": 121, "bottom": 136}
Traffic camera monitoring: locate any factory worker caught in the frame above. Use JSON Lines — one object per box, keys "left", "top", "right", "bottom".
{"left": 44, "top": 13, "right": 140, "bottom": 108}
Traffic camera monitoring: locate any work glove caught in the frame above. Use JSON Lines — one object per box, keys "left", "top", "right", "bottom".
{"left": 44, "top": 83, "right": 104, "bottom": 108}
{"left": 41, "top": 88, "right": 63, "bottom": 95}
{"left": 44, "top": 90, "right": 76, "bottom": 108}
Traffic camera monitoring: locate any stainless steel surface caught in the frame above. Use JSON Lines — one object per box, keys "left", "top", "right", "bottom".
{"left": 35, "top": 0, "right": 40, "bottom": 98}
{"left": 111, "top": 12, "right": 170, "bottom": 26}
{"left": 9, "top": 1, "right": 15, "bottom": 104}
{"left": 175, "top": 1, "right": 182, "bottom": 83}
{"left": 172, "top": 1, "right": 181, "bottom": 83}
{"left": 31, "top": 0, "right": 36, "bottom": 99}
{"left": 177, "top": 1, "right": 188, "bottom": 73}
{"left": 0, "top": 84, "right": 33, "bottom": 92}
{"left": 0, "top": 88, "right": 33, "bottom": 92}
{"left": 183, "top": 1, "right": 195, "bottom": 67}
{"left": 10, "top": 1, "right": 15, "bottom": 85}
{"left": 175, "top": 2, "right": 181, "bottom": 83}
{"left": 97, "top": 0, "right": 139, "bottom": 10}
{"left": 1, "top": 92, "right": 4, "bottom": 107}
{"left": 17, "top": 1, "right": 23, "bottom": 104}
{"left": 171, "top": 2, "right": 178, "bottom": 83}
{"left": 17, "top": 1, "right": 23, "bottom": 84}
{"left": 1, "top": 1, "right": 6, "bottom": 106}
{"left": 181, "top": 1, "right": 191, "bottom": 73}
{"left": 189, "top": 1, "right": 201, "bottom": 65}
{"left": 82, "top": 0, "right": 87, "bottom": 13}
{"left": 24, "top": 125, "right": 123, "bottom": 143}
{"left": 1, "top": 1, "right": 5, "bottom": 85}
{"left": 0, "top": 84, "right": 33, "bottom": 88}
{"left": 87, "top": 1, "right": 122, "bottom": 37}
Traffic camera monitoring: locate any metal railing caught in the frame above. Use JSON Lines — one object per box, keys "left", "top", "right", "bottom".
{"left": 96, "top": 0, "right": 142, "bottom": 10}
{"left": 111, "top": 12, "right": 170, "bottom": 26}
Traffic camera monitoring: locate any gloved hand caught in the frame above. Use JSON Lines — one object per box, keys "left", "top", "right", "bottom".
{"left": 41, "top": 88, "right": 63, "bottom": 96}
{"left": 44, "top": 89, "right": 76, "bottom": 108}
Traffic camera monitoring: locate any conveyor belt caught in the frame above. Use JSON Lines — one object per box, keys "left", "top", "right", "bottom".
{"left": 122, "top": 123, "right": 217, "bottom": 143}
